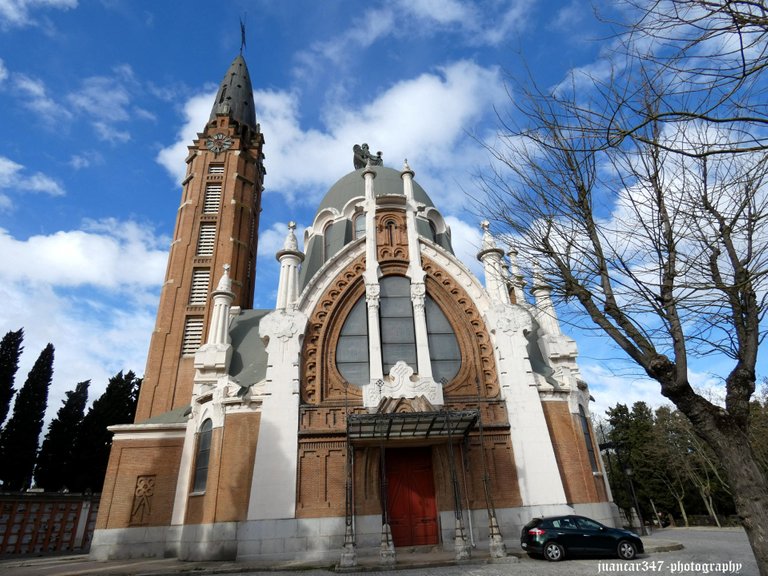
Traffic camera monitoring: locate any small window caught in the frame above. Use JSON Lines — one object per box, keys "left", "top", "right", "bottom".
{"left": 203, "top": 185, "right": 222, "bottom": 214}
{"left": 208, "top": 164, "right": 224, "bottom": 174}
{"left": 182, "top": 317, "right": 204, "bottom": 355}
{"left": 579, "top": 405, "right": 599, "bottom": 473}
{"left": 354, "top": 213, "right": 366, "bottom": 239}
{"left": 428, "top": 220, "right": 438, "bottom": 242}
{"left": 192, "top": 419, "right": 213, "bottom": 493}
{"left": 197, "top": 223, "right": 216, "bottom": 256}
{"left": 323, "top": 223, "right": 334, "bottom": 260}
{"left": 385, "top": 220, "right": 397, "bottom": 245}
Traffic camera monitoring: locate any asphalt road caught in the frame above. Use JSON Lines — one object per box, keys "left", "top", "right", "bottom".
{"left": 0, "top": 527, "right": 758, "bottom": 576}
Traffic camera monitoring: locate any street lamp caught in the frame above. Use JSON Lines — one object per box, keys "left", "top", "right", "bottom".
{"left": 624, "top": 466, "right": 646, "bottom": 536}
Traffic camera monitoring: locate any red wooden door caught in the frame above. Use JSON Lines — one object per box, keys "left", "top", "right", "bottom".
{"left": 386, "top": 447, "right": 438, "bottom": 546}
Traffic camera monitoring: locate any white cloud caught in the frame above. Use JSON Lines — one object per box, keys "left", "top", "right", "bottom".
{"left": 0, "top": 219, "right": 168, "bottom": 288}
{"left": 399, "top": 0, "right": 471, "bottom": 25}
{"left": 581, "top": 362, "right": 670, "bottom": 419}
{"left": 0, "top": 0, "right": 77, "bottom": 29}
{"left": 68, "top": 150, "right": 103, "bottom": 170}
{"left": 66, "top": 65, "right": 148, "bottom": 142}
{"left": 0, "top": 155, "right": 64, "bottom": 200}
{"left": 14, "top": 73, "right": 66, "bottom": 122}
{"left": 0, "top": 217, "right": 166, "bottom": 425}
{"left": 295, "top": 0, "right": 534, "bottom": 82}
{"left": 0, "top": 58, "right": 7, "bottom": 83}
{"left": 156, "top": 90, "right": 214, "bottom": 184}
{"left": 444, "top": 215, "right": 484, "bottom": 276}
{"left": 158, "top": 60, "right": 504, "bottom": 211}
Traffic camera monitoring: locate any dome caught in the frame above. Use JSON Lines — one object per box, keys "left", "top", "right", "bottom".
{"left": 299, "top": 165, "right": 452, "bottom": 290}
{"left": 316, "top": 166, "right": 435, "bottom": 216}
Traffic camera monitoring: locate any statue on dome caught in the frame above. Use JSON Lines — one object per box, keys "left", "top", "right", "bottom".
{"left": 353, "top": 143, "right": 383, "bottom": 169}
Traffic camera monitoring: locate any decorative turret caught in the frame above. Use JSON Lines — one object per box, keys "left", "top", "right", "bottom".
{"left": 194, "top": 265, "right": 235, "bottom": 373}
{"left": 275, "top": 222, "right": 305, "bottom": 310}
{"left": 477, "top": 221, "right": 511, "bottom": 305}
{"left": 530, "top": 262, "right": 561, "bottom": 335}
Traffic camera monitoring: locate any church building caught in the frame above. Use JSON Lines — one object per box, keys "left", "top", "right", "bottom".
{"left": 90, "top": 52, "right": 615, "bottom": 565}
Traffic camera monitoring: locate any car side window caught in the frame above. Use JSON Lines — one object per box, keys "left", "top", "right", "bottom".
{"left": 552, "top": 518, "right": 576, "bottom": 529}
{"left": 576, "top": 517, "right": 602, "bottom": 530}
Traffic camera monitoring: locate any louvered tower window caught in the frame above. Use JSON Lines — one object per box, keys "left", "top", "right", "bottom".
{"left": 182, "top": 317, "right": 204, "bottom": 355}
{"left": 197, "top": 223, "right": 216, "bottom": 256}
{"left": 203, "top": 184, "right": 222, "bottom": 214}
{"left": 208, "top": 164, "right": 224, "bottom": 174}
{"left": 189, "top": 269, "right": 211, "bottom": 305}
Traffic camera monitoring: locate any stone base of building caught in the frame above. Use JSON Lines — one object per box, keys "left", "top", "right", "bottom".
{"left": 89, "top": 501, "right": 619, "bottom": 563}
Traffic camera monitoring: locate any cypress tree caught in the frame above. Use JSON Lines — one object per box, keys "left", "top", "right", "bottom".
{"left": 0, "top": 328, "right": 24, "bottom": 428}
{"left": 34, "top": 380, "right": 90, "bottom": 491}
{"left": 71, "top": 370, "right": 141, "bottom": 492}
{"left": 0, "top": 343, "right": 54, "bottom": 491}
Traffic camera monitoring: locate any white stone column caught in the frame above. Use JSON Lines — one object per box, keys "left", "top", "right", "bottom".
{"left": 362, "top": 163, "right": 384, "bottom": 384}
{"left": 247, "top": 308, "right": 306, "bottom": 520}
{"left": 489, "top": 305, "right": 569, "bottom": 507}
{"left": 410, "top": 282, "right": 433, "bottom": 380}
{"left": 401, "top": 161, "right": 425, "bottom": 283}
{"left": 366, "top": 284, "right": 384, "bottom": 382}
{"left": 275, "top": 222, "right": 305, "bottom": 310}
{"left": 363, "top": 162, "right": 380, "bottom": 285}
{"left": 401, "top": 161, "right": 432, "bottom": 379}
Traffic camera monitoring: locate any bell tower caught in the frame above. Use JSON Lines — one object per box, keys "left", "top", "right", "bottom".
{"left": 135, "top": 55, "right": 265, "bottom": 421}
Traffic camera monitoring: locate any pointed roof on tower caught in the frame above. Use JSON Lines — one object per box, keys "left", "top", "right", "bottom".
{"left": 209, "top": 55, "right": 257, "bottom": 131}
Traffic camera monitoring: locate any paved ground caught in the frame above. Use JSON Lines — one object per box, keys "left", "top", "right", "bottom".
{"left": 0, "top": 527, "right": 757, "bottom": 576}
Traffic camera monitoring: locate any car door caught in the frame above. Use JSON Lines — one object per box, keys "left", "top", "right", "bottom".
{"left": 574, "top": 516, "right": 615, "bottom": 553}
{"left": 549, "top": 516, "right": 582, "bottom": 553}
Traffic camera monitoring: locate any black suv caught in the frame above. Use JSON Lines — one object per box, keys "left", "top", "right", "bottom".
{"left": 520, "top": 515, "right": 644, "bottom": 561}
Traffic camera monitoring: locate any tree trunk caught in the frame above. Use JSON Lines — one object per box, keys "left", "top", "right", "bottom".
{"left": 699, "top": 487, "right": 721, "bottom": 528}
{"left": 694, "top": 419, "right": 768, "bottom": 576}
{"left": 675, "top": 496, "right": 689, "bottom": 527}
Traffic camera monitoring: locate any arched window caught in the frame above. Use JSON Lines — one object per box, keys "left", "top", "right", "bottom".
{"left": 425, "top": 297, "right": 461, "bottom": 382}
{"left": 354, "top": 213, "right": 366, "bottom": 239}
{"left": 323, "top": 222, "right": 334, "bottom": 260}
{"left": 385, "top": 220, "right": 397, "bottom": 245}
{"left": 334, "top": 276, "right": 460, "bottom": 383}
{"left": 428, "top": 220, "right": 438, "bottom": 242}
{"left": 192, "top": 419, "right": 213, "bottom": 493}
{"left": 336, "top": 297, "right": 369, "bottom": 385}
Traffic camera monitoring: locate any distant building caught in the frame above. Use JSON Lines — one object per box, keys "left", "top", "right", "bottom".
{"left": 91, "top": 52, "right": 615, "bottom": 565}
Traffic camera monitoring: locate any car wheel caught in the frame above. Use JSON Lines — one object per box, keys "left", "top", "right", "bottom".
{"left": 544, "top": 541, "right": 564, "bottom": 562}
{"left": 617, "top": 540, "right": 637, "bottom": 560}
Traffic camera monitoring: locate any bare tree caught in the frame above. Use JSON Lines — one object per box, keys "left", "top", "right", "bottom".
{"left": 480, "top": 69, "right": 768, "bottom": 573}
{"left": 600, "top": 0, "right": 768, "bottom": 155}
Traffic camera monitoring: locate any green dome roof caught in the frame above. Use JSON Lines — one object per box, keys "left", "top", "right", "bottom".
{"left": 316, "top": 166, "right": 435, "bottom": 215}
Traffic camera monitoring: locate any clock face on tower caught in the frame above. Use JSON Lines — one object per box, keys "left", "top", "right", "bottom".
{"left": 206, "top": 132, "right": 233, "bottom": 154}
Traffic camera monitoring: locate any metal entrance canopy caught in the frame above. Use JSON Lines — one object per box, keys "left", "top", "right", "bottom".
{"left": 346, "top": 409, "right": 479, "bottom": 443}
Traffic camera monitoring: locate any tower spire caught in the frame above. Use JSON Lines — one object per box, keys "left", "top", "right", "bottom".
{"left": 209, "top": 54, "right": 257, "bottom": 132}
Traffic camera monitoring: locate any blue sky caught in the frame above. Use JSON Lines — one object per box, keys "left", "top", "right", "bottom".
{"left": 0, "top": 0, "right": 738, "bottom": 425}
